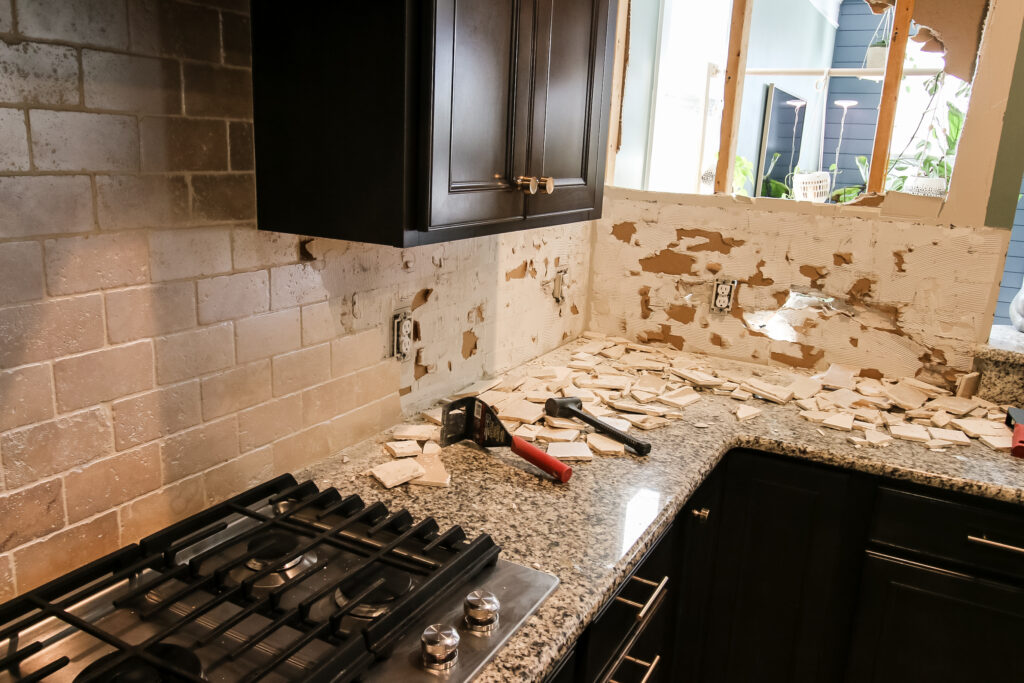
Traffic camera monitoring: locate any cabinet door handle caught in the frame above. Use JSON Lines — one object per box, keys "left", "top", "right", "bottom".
{"left": 514, "top": 176, "right": 539, "bottom": 194}
{"left": 691, "top": 507, "right": 710, "bottom": 523}
{"left": 539, "top": 176, "right": 555, "bottom": 194}
{"left": 614, "top": 575, "right": 668, "bottom": 622}
{"left": 967, "top": 534, "right": 1024, "bottom": 555}
{"left": 609, "top": 654, "right": 660, "bottom": 683}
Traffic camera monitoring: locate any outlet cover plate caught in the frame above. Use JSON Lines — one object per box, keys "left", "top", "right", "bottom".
{"left": 711, "top": 279, "right": 737, "bottom": 313}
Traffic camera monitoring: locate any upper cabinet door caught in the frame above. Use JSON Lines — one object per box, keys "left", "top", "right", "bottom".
{"left": 427, "top": 0, "right": 533, "bottom": 231}
{"left": 526, "top": 0, "right": 612, "bottom": 218}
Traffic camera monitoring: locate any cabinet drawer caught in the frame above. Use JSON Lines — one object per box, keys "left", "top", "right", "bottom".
{"left": 871, "top": 487, "right": 1024, "bottom": 579}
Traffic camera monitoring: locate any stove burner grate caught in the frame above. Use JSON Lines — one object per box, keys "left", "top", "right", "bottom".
{"left": 73, "top": 643, "right": 204, "bottom": 683}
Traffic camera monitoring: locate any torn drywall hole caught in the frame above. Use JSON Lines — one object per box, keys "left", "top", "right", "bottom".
{"left": 299, "top": 239, "right": 316, "bottom": 261}
{"left": 639, "top": 286, "right": 653, "bottom": 319}
{"left": 462, "top": 330, "right": 478, "bottom": 359}
{"left": 706, "top": 262, "right": 722, "bottom": 274}
{"left": 399, "top": 386, "right": 412, "bottom": 396}
{"left": 468, "top": 304, "right": 485, "bottom": 323}
{"left": 506, "top": 262, "right": 528, "bottom": 280}
{"left": 893, "top": 250, "right": 907, "bottom": 272}
{"left": 833, "top": 252, "right": 853, "bottom": 266}
{"left": 571, "top": 304, "right": 579, "bottom": 315}
{"left": 798, "top": 265, "right": 828, "bottom": 290}
{"left": 401, "top": 251, "right": 415, "bottom": 270}
{"left": 676, "top": 228, "right": 746, "bottom": 254}
{"left": 769, "top": 343, "right": 825, "bottom": 369}
{"left": 666, "top": 302, "right": 696, "bottom": 324}
{"left": 745, "top": 259, "right": 774, "bottom": 286}
{"left": 411, "top": 288, "right": 432, "bottom": 311}
{"left": 850, "top": 337, "right": 860, "bottom": 347}
{"left": 710, "top": 333, "right": 726, "bottom": 347}
{"left": 639, "top": 249, "right": 697, "bottom": 275}
{"left": 741, "top": 290, "right": 837, "bottom": 343}
{"left": 414, "top": 349, "right": 430, "bottom": 380}
{"left": 846, "top": 278, "right": 875, "bottom": 306}
{"left": 412, "top": 320, "right": 421, "bottom": 342}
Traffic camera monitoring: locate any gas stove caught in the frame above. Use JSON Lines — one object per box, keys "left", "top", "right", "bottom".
{"left": 0, "top": 475, "right": 557, "bottom": 682}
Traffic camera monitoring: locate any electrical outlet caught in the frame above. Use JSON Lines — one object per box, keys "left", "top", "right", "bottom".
{"left": 711, "top": 279, "right": 737, "bottom": 313}
{"left": 391, "top": 309, "right": 413, "bottom": 360}
{"left": 552, "top": 266, "right": 568, "bottom": 303}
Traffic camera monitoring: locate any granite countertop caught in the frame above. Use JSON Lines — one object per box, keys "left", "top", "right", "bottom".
{"left": 298, "top": 349, "right": 1024, "bottom": 682}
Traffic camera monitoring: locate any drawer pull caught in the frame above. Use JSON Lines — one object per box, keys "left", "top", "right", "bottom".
{"left": 614, "top": 575, "right": 668, "bottom": 622}
{"left": 967, "top": 535, "right": 1024, "bottom": 555}
{"left": 610, "top": 654, "right": 660, "bottom": 683}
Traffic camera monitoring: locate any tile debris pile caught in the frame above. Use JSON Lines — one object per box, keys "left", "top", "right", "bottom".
{"left": 367, "top": 332, "right": 1014, "bottom": 488}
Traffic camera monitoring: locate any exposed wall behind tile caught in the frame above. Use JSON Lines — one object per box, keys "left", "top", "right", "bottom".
{"left": 0, "top": 0, "right": 589, "bottom": 596}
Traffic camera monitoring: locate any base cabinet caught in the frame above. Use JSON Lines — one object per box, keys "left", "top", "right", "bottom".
{"left": 845, "top": 552, "right": 1024, "bottom": 681}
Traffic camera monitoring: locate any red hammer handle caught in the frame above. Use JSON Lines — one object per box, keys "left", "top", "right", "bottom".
{"left": 510, "top": 436, "right": 573, "bottom": 483}
{"left": 1013, "top": 424, "right": 1024, "bottom": 459}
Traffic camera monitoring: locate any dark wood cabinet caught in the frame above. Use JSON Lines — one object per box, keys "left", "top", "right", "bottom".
{"left": 845, "top": 552, "right": 1024, "bottom": 682}
{"left": 251, "top": 0, "right": 616, "bottom": 247}
{"left": 697, "top": 451, "right": 871, "bottom": 683}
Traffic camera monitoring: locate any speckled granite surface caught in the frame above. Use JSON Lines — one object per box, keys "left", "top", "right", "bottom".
{"left": 977, "top": 325, "right": 1024, "bottom": 405}
{"left": 298, "top": 351, "right": 1024, "bottom": 682}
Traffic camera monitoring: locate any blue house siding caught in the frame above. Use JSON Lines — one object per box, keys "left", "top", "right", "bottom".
{"left": 824, "top": 0, "right": 883, "bottom": 190}
{"left": 994, "top": 175, "right": 1024, "bottom": 326}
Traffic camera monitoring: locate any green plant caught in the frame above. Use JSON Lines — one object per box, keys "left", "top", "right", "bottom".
{"left": 830, "top": 156, "right": 870, "bottom": 204}
{"left": 886, "top": 73, "right": 970, "bottom": 193}
{"left": 733, "top": 155, "right": 755, "bottom": 196}
{"left": 869, "top": 39, "right": 889, "bottom": 48}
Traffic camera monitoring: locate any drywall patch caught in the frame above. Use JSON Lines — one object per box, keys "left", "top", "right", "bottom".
{"left": 770, "top": 343, "right": 825, "bottom": 369}
{"left": 505, "top": 262, "right": 528, "bottom": 280}
{"left": 745, "top": 259, "right": 774, "bottom": 286}
{"left": 639, "top": 286, "right": 653, "bottom": 319}
{"left": 676, "top": 228, "right": 746, "bottom": 254}
{"left": 461, "top": 330, "right": 478, "bottom": 359}
{"left": 799, "top": 265, "right": 827, "bottom": 290}
{"left": 611, "top": 221, "right": 637, "bottom": 243}
{"left": 833, "top": 252, "right": 853, "bottom": 266}
{"left": 639, "top": 249, "right": 697, "bottom": 276}
{"left": 666, "top": 303, "right": 696, "bottom": 324}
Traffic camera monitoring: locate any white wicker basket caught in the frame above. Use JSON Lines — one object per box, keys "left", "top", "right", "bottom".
{"left": 792, "top": 172, "right": 831, "bottom": 203}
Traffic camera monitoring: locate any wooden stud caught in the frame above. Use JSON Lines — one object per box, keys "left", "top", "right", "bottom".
{"left": 715, "top": 0, "right": 753, "bottom": 194}
{"left": 867, "top": 0, "right": 915, "bottom": 193}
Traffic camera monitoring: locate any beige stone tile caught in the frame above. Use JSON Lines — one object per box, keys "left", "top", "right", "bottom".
{"left": 0, "top": 107, "right": 29, "bottom": 171}
{"left": 54, "top": 341, "right": 154, "bottom": 412}
{"left": 0, "top": 479, "right": 64, "bottom": 552}
{"left": 83, "top": 49, "right": 181, "bottom": 114}
{"left": 197, "top": 270, "right": 268, "bottom": 324}
{"left": 155, "top": 323, "right": 234, "bottom": 384}
{"left": 273, "top": 424, "right": 329, "bottom": 473}
{"left": 0, "top": 557, "right": 13, "bottom": 603}
{"left": 331, "top": 328, "right": 384, "bottom": 377}
{"left": 232, "top": 229, "right": 298, "bottom": 270}
{"left": 45, "top": 232, "right": 149, "bottom": 295}
{"left": 149, "top": 227, "right": 232, "bottom": 281}
{"left": 64, "top": 443, "right": 160, "bottom": 523}
{"left": 106, "top": 282, "right": 196, "bottom": 343}
{"left": 0, "top": 176, "right": 93, "bottom": 237}
{"left": 191, "top": 174, "right": 255, "bottom": 222}
{"left": 183, "top": 62, "right": 252, "bottom": 119}
{"left": 0, "top": 40, "right": 78, "bottom": 105}
{"left": 204, "top": 447, "right": 273, "bottom": 503}
{"left": 0, "top": 241, "right": 43, "bottom": 305}
{"left": 14, "top": 512, "right": 119, "bottom": 593}
{"left": 235, "top": 309, "right": 301, "bottom": 363}
{"left": 0, "top": 364, "right": 53, "bottom": 432}
{"left": 301, "top": 302, "right": 336, "bottom": 346}
{"left": 228, "top": 121, "right": 253, "bottom": 170}
{"left": 0, "top": 295, "right": 105, "bottom": 369}
{"left": 96, "top": 174, "right": 190, "bottom": 230}
{"left": 140, "top": 116, "right": 227, "bottom": 172}
{"left": 120, "top": 477, "right": 204, "bottom": 544}
{"left": 1, "top": 407, "right": 113, "bottom": 488}
{"left": 301, "top": 376, "right": 358, "bottom": 427}
{"left": 270, "top": 262, "right": 329, "bottom": 311}
{"left": 272, "top": 344, "right": 330, "bottom": 397}
{"left": 353, "top": 360, "right": 401, "bottom": 406}
{"left": 127, "top": 0, "right": 221, "bottom": 62}
{"left": 160, "top": 416, "right": 238, "bottom": 483}
{"left": 30, "top": 111, "right": 138, "bottom": 171}
{"left": 18, "top": 0, "right": 129, "bottom": 48}
{"left": 328, "top": 395, "right": 402, "bottom": 453}
{"left": 200, "top": 359, "right": 270, "bottom": 419}
{"left": 112, "top": 380, "right": 201, "bottom": 450}
{"left": 237, "top": 394, "right": 301, "bottom": 452}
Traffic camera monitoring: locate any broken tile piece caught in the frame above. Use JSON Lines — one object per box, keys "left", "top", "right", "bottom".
{"left": 535, "top": 427, "right": 580, "bottom": 442}
{"left": 820, "top": 364, "right": 859, "bottom": 390}
{"left": 788, "top": 376, "right": 823, "bottom": 400}
{"left": 670, "top": 367, "right": 722, "bottom": 387}
{"left": 950, "top": 418, "right": 1009, "bottom": 438}
{"left": 392, "top": 424, "right": 437, "bottom": 441}
{"left": 659, "top": 387, "right": 701, "bottom": 409}
{"left": 890, "top": 423, "right": 931, "bottom": 442}
{"left": 497, "top": 400, "right": 545, "bottom": 424}
{"left": 420, "top": 407, "right": 443, "bottom": 425}
{"left": 926, "top": 395, "right": 978, "bottom": 416}
{"left": 795, "top": 398, "right": 819, "bottom": 411}
{"left": 735, "top": 405, "right": 762, "bottom": 422}
{"left": 883, "top": 383, "right": 928, "bottom": 411}
{"left": 513, "top": 423, "right": 543, "bottom": 441}
{"left": 822, "top": 413, "right": 855, "bottom": 432}
{"left": 864, "top": 429, "right": 893, "bottom": 446}
{"left": 623, "top": 414, "right": 669, "bottom": 430}
{"left": 740, "top": 378, "right": 793, "bottom": 404}
{"left": 546, "top": 441, "right": 593, "bottom": 461}
{"left": 370, "top": 459, "right": 425, "bottom": 488}
{"left": 930, "top": 411, "right": 952, "bottom": 428}
{"left": 927, "top": 427, "right": 971, "bottom": 446}
{"left": 450, "top": 377, "right": 501, "bottom": 399}
{"left": 422, "top": 441, "right": 442, "bottom": 456}
{"left": 730, "top": 388, "right": 753, "bottom": 401}
{"left": 385, "top": 441, "right": 422, "bottom": 458}
{"left": 800, "top": 410, "right": 833, "bottom": 424}
{"left": 409, "top": 453, "right": 450, "bottom": 487}
{"left": 545, "top": 415, "right": 580, "bottom": 430}
{"left": 587, "top": 433, "right": 626, "bottom": 455}
{"left": 979, "top": 434, "right": 1012, "bottom": 451}
{"left": 600, "top": 416, "right": 631, "bottom": 432}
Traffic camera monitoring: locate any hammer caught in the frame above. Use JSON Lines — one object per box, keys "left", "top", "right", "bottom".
{"left": 545, "top": 397, "right": 652, "bottom": 456}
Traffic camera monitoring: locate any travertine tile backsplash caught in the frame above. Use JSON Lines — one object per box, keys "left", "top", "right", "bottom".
{"left": 0, "top": 0, "right": 590, "bottom": 597}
